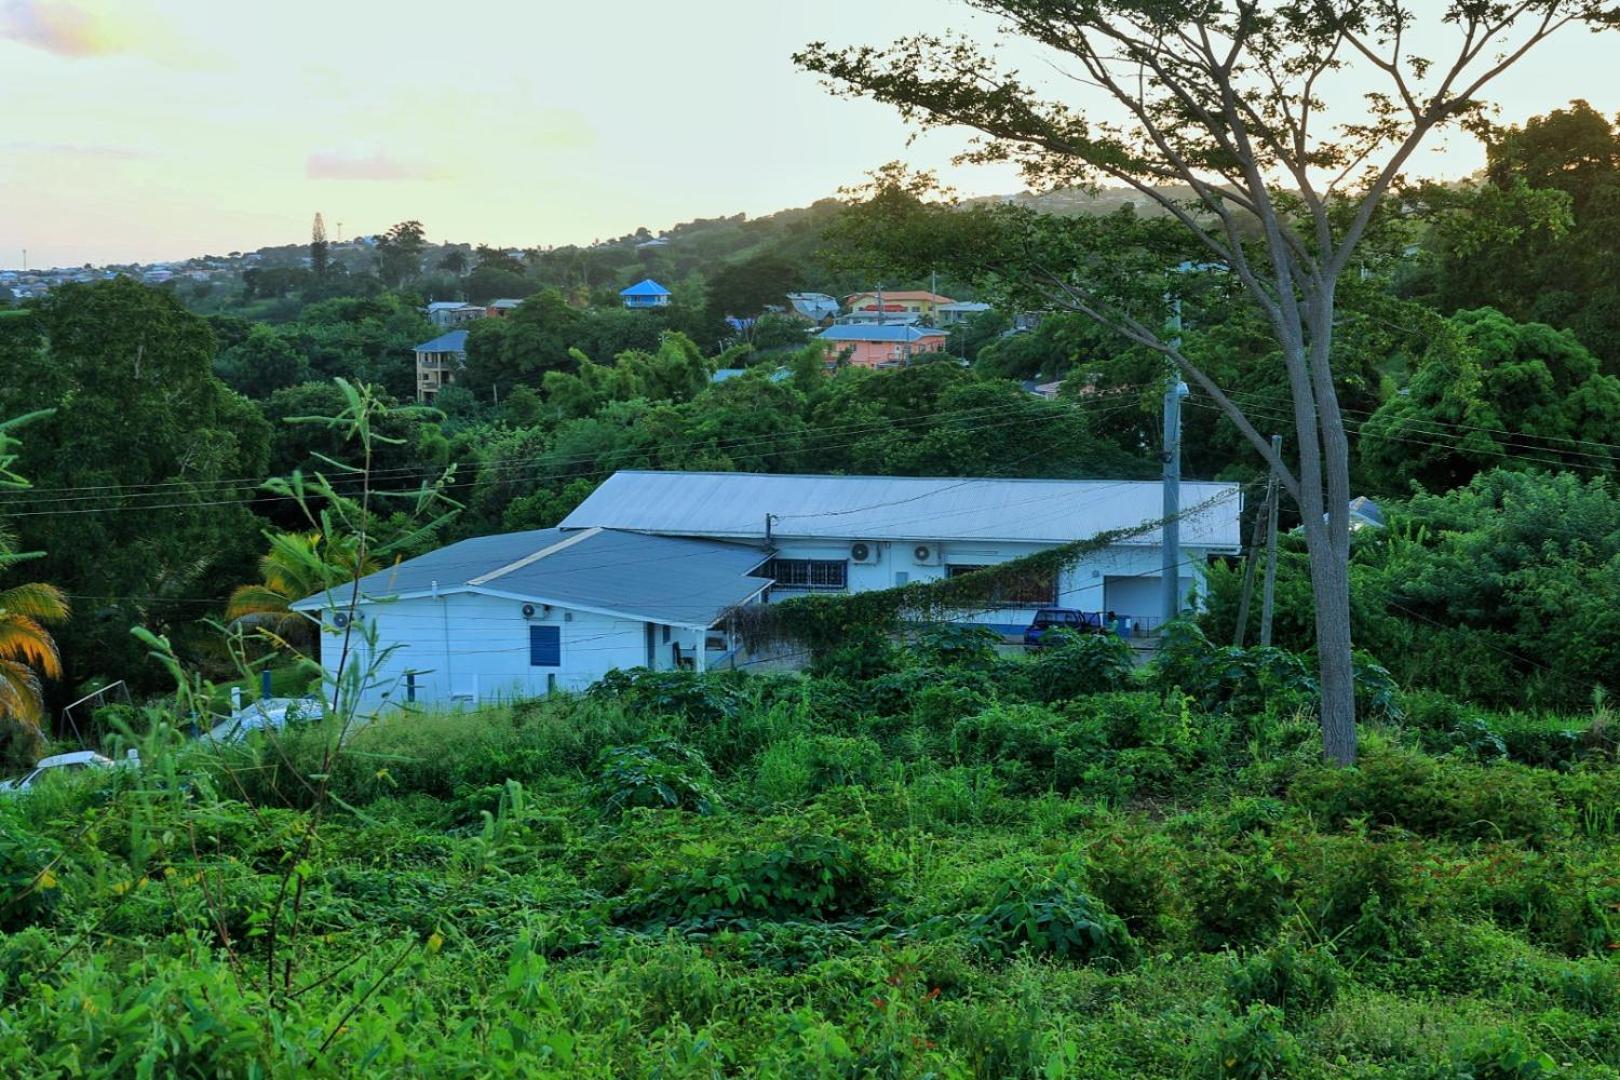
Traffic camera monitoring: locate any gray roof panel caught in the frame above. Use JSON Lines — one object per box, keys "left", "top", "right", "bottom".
{"left": 560, "top": 471, "right": 1242, "bottom": 548}
{"left": 292, "top": 527, "right": 770, "bottom": 627}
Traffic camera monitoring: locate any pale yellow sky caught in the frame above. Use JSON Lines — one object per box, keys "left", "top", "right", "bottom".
{"left": 1, "top": 0, "right": 1616, "bottom": 268}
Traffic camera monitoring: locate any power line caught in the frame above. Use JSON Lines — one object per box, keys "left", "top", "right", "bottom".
{"left": 1, "top": 393, "right": 1146, "bottom": 515}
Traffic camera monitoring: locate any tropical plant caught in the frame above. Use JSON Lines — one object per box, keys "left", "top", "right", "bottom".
{"left": 0, "top": 545, "right": 69, "bottom": 744}
{"left": 0, "top": 412, "right": 67, "bottom": 760}
{"left": 225, "top": 531, "right": 379, "bottom": 650}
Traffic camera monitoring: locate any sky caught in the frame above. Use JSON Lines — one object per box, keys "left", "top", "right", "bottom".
{"left": 2, "top": 0, "right": 1617, "bottom": 269}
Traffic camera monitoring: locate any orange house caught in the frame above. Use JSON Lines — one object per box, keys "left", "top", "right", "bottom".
{"left": 817, "top": 323, "right": 950, "bottom": 369}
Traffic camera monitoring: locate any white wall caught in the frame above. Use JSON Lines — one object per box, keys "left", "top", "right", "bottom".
{"left": 321, "top": 591, "right": 680, "bottom": 714}
{"left": 764, "top": 537, "right": 1207, "bottom": 631}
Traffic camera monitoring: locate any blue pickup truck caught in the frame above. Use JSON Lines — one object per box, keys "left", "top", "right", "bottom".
{"left": 1022, "top": 608, "right": 1106, "bottom": 648}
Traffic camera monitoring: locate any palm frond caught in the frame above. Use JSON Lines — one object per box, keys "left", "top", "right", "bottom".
{"left": 0, "top": 617, "right": 63, "bottom": 679}
{"left": 0, "top": 581, "right": 70, "bottom": 622}
{"left": 0, "top": 658, "right": 45, "bottom": 726}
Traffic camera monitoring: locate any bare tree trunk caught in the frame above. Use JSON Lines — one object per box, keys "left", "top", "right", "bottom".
{"left": 1305, "top": 288, "right": 1358, "bottom": 766}
{"left": 1305, "top": 514, "right": 1357, "bottom": 765}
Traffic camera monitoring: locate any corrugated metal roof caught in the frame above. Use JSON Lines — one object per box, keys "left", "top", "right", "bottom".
{"left": 619, "top": 278, "right": 670, "bottom": 297}
{"left": 414, "top": 329, "right": 469, "bottom": 353}
{"left": 816, "top": 323, "right": 948, "bottom": 343}
{"left": 560, "top": 471, "right": 1242, "bottom": 548}
{"left": 291, "top": 527, "right": 770, "bottom": 627}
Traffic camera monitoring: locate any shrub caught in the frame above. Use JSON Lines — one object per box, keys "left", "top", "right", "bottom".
{"left": 967, "top": 869, "right": 1136, "bottom": 966}
{"left": 591, "top": 739, "right": 719, "bottom": 818}
{"left": 1022, "top": 629, "right": 1134, "bottom": 703}
{"left": 1287, "top": 743, "right": 1568, "bottom": 845}
{"left": 1200, "top": 1004, "right": 1299, "bottom": 1079}
{"left": 624, "top": 832, "right": 879, "bottom": 925}
{"left": 1444, "top": 1028, "right": 1557, "bottom": 1079}
{"left": 1224, "top": 943, "right": 1341, "bottom": 1016}
{"left": 754, "top": 734, "right": 886, "bottom": 803}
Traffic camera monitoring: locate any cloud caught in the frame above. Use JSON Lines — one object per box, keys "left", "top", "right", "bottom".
{"left": 3, "top": 140, "right": 146, "bottom": 159}
{"left": 305, "top": 149, "right": 442, "bottom": 182}
{"left": 0, "top": 0, "right": 123, "bottom": 57}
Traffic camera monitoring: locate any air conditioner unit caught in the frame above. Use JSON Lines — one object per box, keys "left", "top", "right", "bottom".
{"left": 912, "top": 543, "right": 943, "bottom": 566}
{"left": 849, "top": 541, "right": 880, "bottom": 564}
{"left": 331, "top": 611, "right": 363, "bottom": 629}
{"left": 521, "top": 603, "right": 553, "bottom": 620}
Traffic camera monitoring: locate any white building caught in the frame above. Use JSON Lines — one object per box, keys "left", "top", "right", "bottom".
{"left": 290, "top": 527, "right": 771, "bottom": 714}
{"left": 293, "top": 472, "right": 1240, "bottom": 714}
{"left": 560, "top": 471, "right": 1242, "bottom": 635}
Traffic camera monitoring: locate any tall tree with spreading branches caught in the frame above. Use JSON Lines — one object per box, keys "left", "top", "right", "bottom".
{"left": 798, "top": 0, "right": 1620, "bottom": 764}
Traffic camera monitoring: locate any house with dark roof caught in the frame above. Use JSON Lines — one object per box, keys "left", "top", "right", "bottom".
{"left": 290, "top": 527, "right": 771, "bottom": 712}
{"left": 414, "top": 329, "right": 469, "bottom": 403}
{"left": 619, "top": 278, "right": 671, "bottom": 309}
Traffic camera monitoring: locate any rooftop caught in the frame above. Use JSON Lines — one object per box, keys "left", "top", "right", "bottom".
{"left": 291, "top": 527, "right": 770, "bottom": 628}
{"left": 817, "top": 323, "right": 948, "bottom": 343}
{"left": 414, "top": 329, "right": 470, "bottom": 353}
{"left": 560, "top": 471, "right": 1242, "bottom": 548}
{"left": 620, "top": 278, "right": 671, "bottom": 297}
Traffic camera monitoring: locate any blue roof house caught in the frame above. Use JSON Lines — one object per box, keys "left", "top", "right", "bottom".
{"left": 620, "top": 278, "right": 671, "bottom": 309}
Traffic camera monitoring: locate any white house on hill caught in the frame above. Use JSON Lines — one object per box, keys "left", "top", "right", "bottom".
{"left": 561, "top": 471, "right": 1241, "bottom": 635}
{"left": 291, "top": 527, "right": 770, "bottom": 713}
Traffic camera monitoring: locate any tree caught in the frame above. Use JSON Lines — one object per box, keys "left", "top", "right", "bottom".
{"left": 1416, "top": 100, "right": 1620, "bottom": 371}
{"left": 215, "top": 323, "right": 310, "bottom": 400}
{"left": 0, "top": 413, "right": 67, "bottom": 761}
{"left": 797, "top": 2, "right": 1620, "bottom": 765}
{"left": 1361, "top": 308, "right": 1620, "bottom": 492}
{"left": 375, "top": 220, "right": 427, "bottom": 288}
{"left": 311, "top": 213, "right": 330, "bottom": 277}
{"left": 226, "top": 531, "right": 378, "bottom": 652}
{"left": 0, "top": 281, "right": 272, "bottom": 692}
{"left": 707, "top": 255, "right": 801, "bottom": 318}
{"left": 438, "top": 248, "right": 470, "bottom": 276}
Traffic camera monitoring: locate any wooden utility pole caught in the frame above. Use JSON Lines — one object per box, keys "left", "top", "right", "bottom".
{"left": 1231, "top": 475, "right": 1271, "bottom": 647}
{"left": 1259, "top": 434, "right": 1284, "bottom": 647}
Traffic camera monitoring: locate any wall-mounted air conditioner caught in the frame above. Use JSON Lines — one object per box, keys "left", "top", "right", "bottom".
{"left": 850, "top": 541, "right": 880, "bottom": 564}
{"left": 912, "top": 543, "right": 943, "bottom": 566}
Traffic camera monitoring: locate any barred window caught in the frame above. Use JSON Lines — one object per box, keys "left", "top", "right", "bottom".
{"left": 764, "top": 558, "right": 848, "bottom": 590}
{"left": 945, "top": 563, "right": 1057, "bottom": 606}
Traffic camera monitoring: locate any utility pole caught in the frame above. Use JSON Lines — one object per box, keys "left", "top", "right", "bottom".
{"left": 1259, "top": 433, "right": 1284, "bottom": 646}
{"left": 1231, "top": 487, "right": 1269, "bottom": 647}
{"left": 1160, "top": 295, "right": 1187, "bottom": 631}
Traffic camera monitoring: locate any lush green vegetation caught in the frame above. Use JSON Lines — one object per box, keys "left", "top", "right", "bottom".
{"left": 3, "top": 628, "right": 1617, "bottom": 1075}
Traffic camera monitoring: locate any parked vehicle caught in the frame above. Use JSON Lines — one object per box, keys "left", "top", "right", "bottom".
{"left": 0, "top": 749, "right": 136, "bottom": 794}
{"left": 206, "top": 696, "right": 322, "bottom": 744}
{"left": 1022, "top": 608, "right": 1104, "bottom": 648}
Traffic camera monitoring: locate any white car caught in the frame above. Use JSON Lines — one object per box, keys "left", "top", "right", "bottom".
{"left": 207, "top": 696, "right": 323, "bottom": 744}
{"left": 0, "top": 749, "right": 129, "bottom": 793}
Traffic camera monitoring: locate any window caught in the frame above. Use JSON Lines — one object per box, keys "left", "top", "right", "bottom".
{"left": 946, "top": 564, "right": 1057, "bottom": 606}
{"left": 528, "top": 625, "right": 561, "bottom": 667}
{"left": 764, "top": 558, "right": 848, "bottom": 590}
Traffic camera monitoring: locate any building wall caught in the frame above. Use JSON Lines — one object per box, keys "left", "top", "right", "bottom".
{"left": 320, "top": 591, "right": 711, "bottom": 715}
{"left": 845, "top": 292, "right": 953, "bottom": 316}
{"left": 824, "top": 336, "right": 948, "bottom": 370}
{"left": 764, "top": 537, "right": 1202, "bottom": 633}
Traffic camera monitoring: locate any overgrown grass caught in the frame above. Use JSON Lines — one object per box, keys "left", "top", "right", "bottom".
{"left": 2, "top": 637, "right": 1618, "bottom": 1076}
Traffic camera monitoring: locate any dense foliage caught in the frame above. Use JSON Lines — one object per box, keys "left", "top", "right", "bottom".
{"left": 1, "top": 636, "right": 1616, "bottom": 1075}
